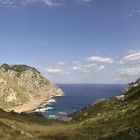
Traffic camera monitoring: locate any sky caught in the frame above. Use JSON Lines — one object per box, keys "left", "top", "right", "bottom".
{"left": 0, "top": 0, "right": 140, "bottom": 84}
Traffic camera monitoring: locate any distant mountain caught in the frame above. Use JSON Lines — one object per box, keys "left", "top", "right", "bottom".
{"left": 0, "top": 77, "right": 139, "bottom": 140}
{"left": 0, "top": 64, "right": 63, "bottom": 112}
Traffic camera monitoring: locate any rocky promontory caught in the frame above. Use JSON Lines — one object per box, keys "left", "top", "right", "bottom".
{"left": 0, "top": 64, "right": 63, "bottom": 112}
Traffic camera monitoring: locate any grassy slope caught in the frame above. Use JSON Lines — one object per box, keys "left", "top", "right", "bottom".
{"left": 70, "top": 85, "right": 140, "bottom": 140}
{"left": 0, "top": 83, "right": 140, "bottom": 140}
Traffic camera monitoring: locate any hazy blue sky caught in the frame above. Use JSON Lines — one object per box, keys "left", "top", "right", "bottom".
{"left": 0, "top": 0, "right": 140, "bottom": 83}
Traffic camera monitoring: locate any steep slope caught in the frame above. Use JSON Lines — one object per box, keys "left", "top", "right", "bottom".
{"left": 0, "top": 78, "right": 139, "bottom": 140}
{"left": 0, "top": 64, "right": 63, "bottom": 112}
{"left": 70, "top": 78, "right": 140, "bottom": 139}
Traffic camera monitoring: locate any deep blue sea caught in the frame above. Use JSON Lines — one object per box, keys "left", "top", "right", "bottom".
{"left": 36, "top": 84, "right": 125, "bottom": 119}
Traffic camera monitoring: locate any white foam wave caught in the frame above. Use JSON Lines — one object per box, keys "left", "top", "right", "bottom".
{"left": 57, "top": 112, "right": 67, "bottom": 115}
{"left": 46, "top": 99, "right": 56, "bottom": 104}
{"left": 35, "top": 107, "right": 53, "bottom": 112}
{"left": 55, "top": 93, "right": 64, "bottom": 97}
{"left": 46, "top": 107, "right": 53, "bottom": 110}
{"left": 48, "top": 115, "right": 57, "bottom": 118}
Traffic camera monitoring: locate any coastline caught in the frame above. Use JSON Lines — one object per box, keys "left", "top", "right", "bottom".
{"left": 34, "top": 92, "right": 64, "bottom": 113}
{"left": 8, "top": 91, "right": 64, "bottom": 113}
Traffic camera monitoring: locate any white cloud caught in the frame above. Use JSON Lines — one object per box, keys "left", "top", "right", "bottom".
{"left": 85, "top": 56, "right": 113, "bottom": 63}
{"left": 45, "top": 68, "right": 62, "bottom": 74}
{"left": 45, "top": 68, "right": 70, "bottom": 75}
{"left": 82, "top": 0, "right": 91, "bottom": 1}
{"left": 0, "top": 0, "right": 92, "bottom": 7}
{"left": 57, "top": 62, "right": 66, "bottom": 65}
{"left": 119, "top": 67, "right": 140, "bottom": 76}
{"left": 42, "top": 0, "right": 61, "bottom": 6}
{"left": 72, "top": 63, "right": 105, "bottom": 72}
{"left": 128, "top": 14, "right": 133, "bottom": 17}
{"left": 99, "top": 65, "right": 105, "bottom": 70}
{"left": 72, "top": 61, "right": 81, "bottom": 65}
{"left": 78, "top": 0, "right": 92, "bottom": 2}
{"left": 127, "top": 9, "right": 140, "bottom": 17}
{"left": 0, "top": 0, "right": 62, "bottom": 7}
{"left": 120, "top": 51, "right": 140, "bottom": 64}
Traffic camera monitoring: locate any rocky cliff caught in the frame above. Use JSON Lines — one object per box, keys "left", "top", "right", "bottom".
{"left": 0, "top": 64, "right": 63, "bottom": 112}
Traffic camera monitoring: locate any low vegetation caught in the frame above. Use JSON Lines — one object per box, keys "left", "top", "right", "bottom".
{"left": 0, "top": 79, "right": 140, "bottom": 140}
{"left": 0, "top": 64, "right": 39, "bottom": 75}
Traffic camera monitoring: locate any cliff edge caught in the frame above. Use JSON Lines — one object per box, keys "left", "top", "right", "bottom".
{"left": 0, "top": 64, "right": 63, "bottom": 112}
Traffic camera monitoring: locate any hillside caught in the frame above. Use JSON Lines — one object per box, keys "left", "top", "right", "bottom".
{"left": 0, "top": 64, "right": 63, "bottom": 112}
{"left": 0, "top": 78, "right": 140, "bottom": 140}
{"left": 70, "top": 79, "right": 140, "bottom": 139}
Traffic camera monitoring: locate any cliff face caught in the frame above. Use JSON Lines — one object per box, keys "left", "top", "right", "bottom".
{"left": 0, "top": 64, "right": 62, "bottom": 112}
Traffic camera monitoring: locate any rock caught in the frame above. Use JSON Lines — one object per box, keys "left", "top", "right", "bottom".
{"left": 123, "top": 102, "right": 127, "bottom": 105}
{"left": 137, "top": 78, "right": 140, "bottom": 83}
{"left": 61, "top": 117, "right": 72, "bottom": 122}
{"left": 97, "top": 113, "right": 101, "bottom": 117}
{"left": 116, "top": 95, "right": 125, "bottom": 101}
{"left": 57, "top": 112, "right": 67, "bottom": 115}
{"left": 25, "top": 133, "right": 33, "bottom": 138}
{"left": 10, "top": 125, "right": 33, "bottom": 138}
{"left": 0, "top": 64, "right": 63, "bottom": 112}
{"left": 104, "top": 118, "right": 109, "bottom": 122}
{"left": 83, "top": 112, "right": 88, "bottom": 117}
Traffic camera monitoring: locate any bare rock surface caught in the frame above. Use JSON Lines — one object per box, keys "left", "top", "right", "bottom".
{"left": 0, "top": 64, "right": 63, "bottom": 112}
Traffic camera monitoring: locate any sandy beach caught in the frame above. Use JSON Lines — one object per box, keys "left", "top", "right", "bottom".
{"left": 8, "top": 92, "right": 64, "bottom": 113}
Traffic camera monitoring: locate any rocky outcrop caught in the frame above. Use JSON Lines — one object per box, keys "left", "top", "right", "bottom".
{"left": 115, "top": 95, "right": 125, "bottom": 101}
{"left": 0, "top": 64, "right": 63, "bottom": 112}
{"left": 123, "top": 78, "right": 140, "bottom": 93}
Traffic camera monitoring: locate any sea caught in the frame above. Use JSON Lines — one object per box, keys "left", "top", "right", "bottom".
{"left": 35, "top": 84, "right": 125, "bottom": 119}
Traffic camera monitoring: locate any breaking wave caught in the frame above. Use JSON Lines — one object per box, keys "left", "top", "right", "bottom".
{"left": 46, "top": 99, "right": 56, "bottom": 105}
{"left": 35, "top": 107, "right": 53, "bottom": 113}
